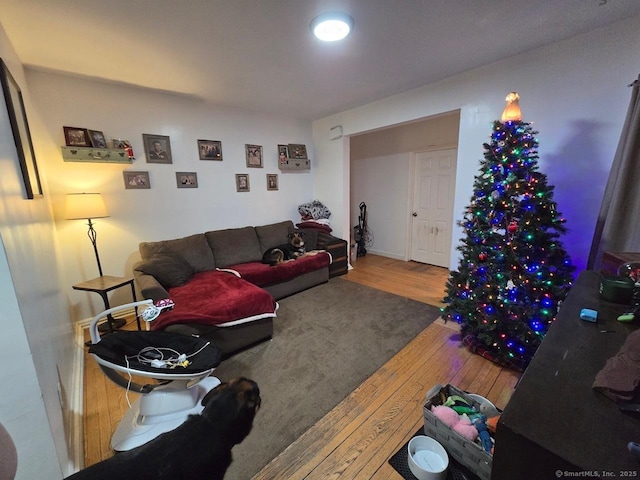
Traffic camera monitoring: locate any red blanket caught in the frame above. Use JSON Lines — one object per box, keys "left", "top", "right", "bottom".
{"left": 150, "top": 270, "right": 277, "bottom": 330}
{"left": 222, "top": 251, "right": 331, "bottom": 287}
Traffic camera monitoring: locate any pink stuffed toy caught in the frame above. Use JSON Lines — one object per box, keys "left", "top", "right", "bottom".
{"left": 431, "top": 405, "right": 478, "bottom": 441}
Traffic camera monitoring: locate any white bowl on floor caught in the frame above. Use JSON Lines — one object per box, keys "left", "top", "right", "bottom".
{"left": 407, "top": 435, "right": 449, "bottom": 480}
{"left": 467, "top": 393, "right": 502, "bottom": 418}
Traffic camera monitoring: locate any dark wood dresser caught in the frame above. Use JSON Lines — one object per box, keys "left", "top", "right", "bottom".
{"left": 492, "top": 270, "right": 640, "bottom": 478}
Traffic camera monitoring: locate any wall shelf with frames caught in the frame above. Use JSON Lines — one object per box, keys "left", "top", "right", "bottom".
{"left": 61, "top": 146, "right": 132, "bottom": 164}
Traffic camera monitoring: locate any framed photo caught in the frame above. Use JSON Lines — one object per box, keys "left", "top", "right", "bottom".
{"left": 143, "top": 133, "right": 172, "bottom": 164}
{"left": 0, "top": 59, "right": 43, "bottom": 199}
{"left": 88, "top": 129, "right": 107, "bottom": 148}
{"left": 63, "top": 126, "right": 91, "bottom": 147}
{"left": 288, "top": 144, "right": 308, "bottom": 159}
{"left": 236, "top": 174, "right": 250, "bottom": 192}
{"left": 278, "top": 144, "right": 289, "bottom": 165}
{"left": 123, "top": 171, "right": 151, "bottom": 189}
{"left": 198, "top": 139, "right": 222, "bottom": 160}
{"left": 176, "top": 172, "right": 198, "bottom": 188}
{"left": 245, "top": 144, "right": 263, "bottom": 168}
{"left": 267, "top": 174, "right": 278, "bottom": 191}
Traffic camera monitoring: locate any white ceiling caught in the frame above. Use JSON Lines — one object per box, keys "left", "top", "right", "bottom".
{"left": 2, "top": 0, "right": 639, "bottom": 120}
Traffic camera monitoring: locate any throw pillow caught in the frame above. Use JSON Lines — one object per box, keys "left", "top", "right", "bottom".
{"left": 139, "top": 234, "right": 215, "bottom": 272}
{"left": 137, "top": 254, "right": 194, "bottom": 289}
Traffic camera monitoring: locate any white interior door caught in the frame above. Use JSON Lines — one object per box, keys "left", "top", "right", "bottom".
{"left": 410, "top": 149, "right": 457, "bottom": 267}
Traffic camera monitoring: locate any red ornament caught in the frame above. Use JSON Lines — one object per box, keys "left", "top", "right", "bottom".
{"left": 508, "top": 221, "right": 518, "bottom": 233}
{"left": 479, "top": 253, "right": 487, "bottom": 261}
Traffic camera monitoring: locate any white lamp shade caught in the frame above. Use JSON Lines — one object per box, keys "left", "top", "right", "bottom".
{"left": 65, "top": 193, "right": 109, "bottom": 220}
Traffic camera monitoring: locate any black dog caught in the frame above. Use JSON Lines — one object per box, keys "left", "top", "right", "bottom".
{"left": 261, "top": 231, "right": 306, "bottom": 266}
{"left": 66, "top": 378, "right": 261, "bottom": 480}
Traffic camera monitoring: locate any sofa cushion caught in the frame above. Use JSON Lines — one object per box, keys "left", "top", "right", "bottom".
{"left": 136, "top": 254, "right": 194, "bottom": 289}
{"left": 139, "top": 233, "right": 216, "bottom": 272}
{"left": 255, "top": 220, "right": 295, "bottom": 253}
{"left": 205, "top": 226, "right": 262, "bottom": 268}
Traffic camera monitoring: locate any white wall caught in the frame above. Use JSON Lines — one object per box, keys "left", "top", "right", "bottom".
{"left": 351, "top": 152, "right": 410, "bottom": 259}
{"left": 25, "top": 71, "right": 315, "bottom": 321}
{"left": 0, "top": 26, "right": 72, "bottom": 479}
{"left": 314, "top": 14, "right": 640, "bottom": 274}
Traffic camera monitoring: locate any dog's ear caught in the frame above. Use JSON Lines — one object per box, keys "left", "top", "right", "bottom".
{"left": 237, "top": 379, "right": 261, "bottom": 413}
{"left": 201, "top": 380, "right": 228, "bottom": 406}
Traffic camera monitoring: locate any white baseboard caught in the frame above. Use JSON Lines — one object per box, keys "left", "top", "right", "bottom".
{"left": 69, "top": 321, "right": 86, "bottom": 473}
{"left": 366, "top": 249, "right": 406, "bottom": 261}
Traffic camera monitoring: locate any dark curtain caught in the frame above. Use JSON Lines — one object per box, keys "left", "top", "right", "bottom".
{"left": 588, "top": 74, "right": 640, "bottom": 270}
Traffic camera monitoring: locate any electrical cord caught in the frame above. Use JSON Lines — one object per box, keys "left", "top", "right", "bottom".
{"left": 121, "top": 341, "right": 211, "bottom": 407}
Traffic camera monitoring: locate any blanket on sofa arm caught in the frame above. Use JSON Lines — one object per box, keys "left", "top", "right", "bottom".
{"left": 149, "top": 270, "right": 278, "bottom": 330}
{"left": 222, "top": 251, "right": 331, "bottom": 287}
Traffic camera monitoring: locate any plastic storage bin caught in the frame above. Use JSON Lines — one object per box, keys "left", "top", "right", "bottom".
{"left": 423, "top": 384, "right": 493, "bottom": 480}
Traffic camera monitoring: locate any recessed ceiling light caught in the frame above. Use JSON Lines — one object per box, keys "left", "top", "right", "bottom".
{"left": 310, "top": 13, "right": 354, "bottom": 42}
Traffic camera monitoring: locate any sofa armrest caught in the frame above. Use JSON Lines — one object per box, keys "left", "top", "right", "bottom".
{"left": 133, "top": 262, "right": 170, "bottom": 302}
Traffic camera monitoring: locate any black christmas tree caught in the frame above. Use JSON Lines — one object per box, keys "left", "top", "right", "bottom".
{"left": 442, "top": 93, "right": 575, "bottom": 371}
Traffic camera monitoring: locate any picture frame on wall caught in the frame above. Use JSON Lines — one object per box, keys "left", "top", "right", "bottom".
{"left": 176, "top": 172, "right": 198, "bottom": 188}
{"left": 267, "top": 174, "right": 278, "bottom": 191}
{"left": 143, "top": 133, "right": 172, "bottom": 164}
{"left": 278, "top": 144, "right": 289, "bottom": 165}
{"left": 198, "top": 139, "right": 222, "bottom": 160}
{"left": 236, "top": 174, "right": 250, "bottom": 192}
{"left": 288, "top": 144, "right": 308, "bottom": 159}
{"left": 123, "top": 171, "right": 151, "bottom": 189}
{"left": 245, "top": 144, "right": 263, "bottom": 168}
{"left": 63, "top": 126, "right": 91, "bottom": 147}
{"left": 88, "top": 129, "right": 107, "bottom": 148}
{"left": 0, "top": 59, "right": 43, "bottom": 199}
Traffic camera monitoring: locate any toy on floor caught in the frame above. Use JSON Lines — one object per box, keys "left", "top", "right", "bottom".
{"left": 431, "top": 405, "right": 478, "bottom": 441}
{"left": 473, "top": 415, "right": 494, "bottom": 453}
{"left": 432, "top": 393, "right": 501, "bottom": 454}
{"left": 444, "top": 394, "right": 477, "bottom": 415}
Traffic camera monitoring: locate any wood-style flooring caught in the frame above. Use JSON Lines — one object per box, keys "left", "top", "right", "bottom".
{"left": 82, "top": 254, "right": 521, "bottom": 477}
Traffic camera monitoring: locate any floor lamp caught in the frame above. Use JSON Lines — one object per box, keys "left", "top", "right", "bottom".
{"left": 65, "top": 192, "right": 109, "bottom": 277}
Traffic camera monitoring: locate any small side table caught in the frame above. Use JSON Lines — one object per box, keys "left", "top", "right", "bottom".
{"left": 72, "top": 275, "right": 139, "bottom": 332}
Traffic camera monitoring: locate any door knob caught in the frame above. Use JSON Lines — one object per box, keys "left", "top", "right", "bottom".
{"left": 412, "top": 212, "right": 418, "bottom": 217}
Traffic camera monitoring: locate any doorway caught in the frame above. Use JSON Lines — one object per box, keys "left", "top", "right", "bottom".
{"left": 349, "top": 110, "right": 460, "bottom": 267}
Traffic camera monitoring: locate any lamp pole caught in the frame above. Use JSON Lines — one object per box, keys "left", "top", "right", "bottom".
{"left": 86, "top": 218, "right": 103, "bottom": 277}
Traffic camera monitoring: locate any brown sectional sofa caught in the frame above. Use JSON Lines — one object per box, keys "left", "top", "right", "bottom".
{"left": 133, "top": 220, "right": 340, "bottom": 357}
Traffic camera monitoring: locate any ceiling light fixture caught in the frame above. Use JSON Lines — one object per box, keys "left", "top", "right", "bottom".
{"left": 311, "top": 13, "right": 354, "bottom": 42}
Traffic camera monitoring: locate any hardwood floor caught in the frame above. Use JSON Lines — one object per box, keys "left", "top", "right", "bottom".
{"left": 82, "top": 254, "right": 520, "bottom": 477}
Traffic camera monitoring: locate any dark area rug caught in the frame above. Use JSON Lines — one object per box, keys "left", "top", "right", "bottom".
{"left": 212, "top": 277, "right": 441, "bottom": 480}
